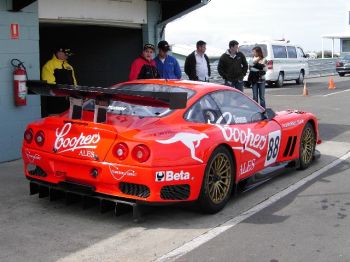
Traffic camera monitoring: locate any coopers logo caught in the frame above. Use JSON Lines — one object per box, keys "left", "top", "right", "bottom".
{"left": 155, "top": 170, "right": 191, "bottom": 182}
{"left": 54, "top": 123, "right": 100, "bottom": 154}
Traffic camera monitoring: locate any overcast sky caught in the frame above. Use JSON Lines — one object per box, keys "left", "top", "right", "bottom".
{"left": 166, "top": 0, "right": 350, "bottom": 53}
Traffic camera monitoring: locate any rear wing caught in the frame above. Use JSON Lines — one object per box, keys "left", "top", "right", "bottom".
{"left": 26, "top": 81, "right": 187, "bottom": 109}
{"left": 27, "top": 80, "right": 188, "bottom": 123}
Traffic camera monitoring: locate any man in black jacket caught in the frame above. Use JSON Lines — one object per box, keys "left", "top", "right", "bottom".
{"left": 184, "top": 40, "right": 211, "bottom": 81}
{"left": 218, "top": 40, "right": 248, "bottom": 92}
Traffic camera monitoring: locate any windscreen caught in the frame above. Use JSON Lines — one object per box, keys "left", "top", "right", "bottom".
{"left": 83, "top": 83, "right": 195, "bottom": 118}
{"left": 239, "top": 44, "right": 268, "bottom": 58}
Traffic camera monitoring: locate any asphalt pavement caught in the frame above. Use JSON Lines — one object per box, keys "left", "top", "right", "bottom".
{"left": 0, "top": 75, "right": 349, "bottom": 262}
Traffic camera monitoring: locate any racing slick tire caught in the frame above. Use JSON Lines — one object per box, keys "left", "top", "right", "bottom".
{"left": 298, "top": 122, "right": 316, "bottom": 170}
{"left": 197, "top": 146, "right": 235, "bottom": 214}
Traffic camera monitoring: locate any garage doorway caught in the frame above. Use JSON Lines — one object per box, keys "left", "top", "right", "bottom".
{"left": 39, "top": 24, "right": 142, "bottom": 117}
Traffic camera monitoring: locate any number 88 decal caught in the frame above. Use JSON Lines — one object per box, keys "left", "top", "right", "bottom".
{"left": 265, "top": 130, "right": 281, "bottom": 166}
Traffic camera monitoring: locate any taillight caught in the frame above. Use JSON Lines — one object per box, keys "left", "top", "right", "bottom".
{"left": 336, "top": 61, "right": 343, "bottom": 67}
{"left": 114, "top": 143, "right": 129, "bottom": 160}
{"left": 267, "top": 60, "right": 273, "bottom": 69}
{"left": 24, "top": 128, "right": 33, "bottom": 144}
{"left": 132, "top": 144, "right": 150, "bottom": 163}
{"left": 34, "top": 130, "right": 45, "bottom": 146}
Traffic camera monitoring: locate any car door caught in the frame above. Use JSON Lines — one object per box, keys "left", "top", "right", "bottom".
{"left": 210, "top": 91, "right": 282, "bottom": 181}
{"left": 286, "top": 46, "right": 299, "bottom": 79}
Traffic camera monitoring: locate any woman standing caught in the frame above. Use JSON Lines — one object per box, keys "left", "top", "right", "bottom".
{"left": 248, "top": 46, "right": 267, "bottom": 108}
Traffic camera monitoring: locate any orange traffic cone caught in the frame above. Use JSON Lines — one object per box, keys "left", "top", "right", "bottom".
{"left": 303, "top": 82, "right": 308, "bottom": 96}
{"left": 328, "top": 77, "right": 335, "bottom": 90}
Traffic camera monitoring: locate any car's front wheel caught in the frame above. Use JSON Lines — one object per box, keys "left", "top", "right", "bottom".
{"left": 197, "top": 146, "right": 234, "bottom": 213}
{"left": 339, "top": 73, "right": 345, "bottom": 77}
{"left": 298, "top": 122, "right": 316, "bottom": 170}
{"left": 296, "top": 71, "right": 304, "bottom": 85}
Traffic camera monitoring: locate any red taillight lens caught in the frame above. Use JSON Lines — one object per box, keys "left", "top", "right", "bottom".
{"left": 114, "top": 143, "right": 129, "bottom": 160}
{"left": 24, "top": 128, "right": 34, "bottom": 144}
{"left": 336, "top": 61, "right": 343, "bottom": 67}
{"left": 34, "top": 130, "right": 45, "bottom": 146}
{"left": 267, "top": 60, "right": 273, "bottom": 69}
{"left": 132, "top": 144, "right": 150, "bottom": 163}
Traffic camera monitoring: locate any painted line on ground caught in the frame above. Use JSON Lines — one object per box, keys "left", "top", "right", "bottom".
{"left": 155, "top": 151, "right": 350, "bottom": 262}
{"left": 323, "top": 89, "right": 350, "bottom": 97}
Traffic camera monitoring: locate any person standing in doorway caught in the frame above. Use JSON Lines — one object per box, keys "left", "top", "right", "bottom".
{"left": 154, "top": 40, "right": 181, "bottom": 79}
{"left": 129, "top": 43, "right": 159, "bottom": 80}
{"left": 41, "top": 47, "right": 77, "bottom": 116}
{"left": 248, "top": 46, "right": 267, "bottom": 108}
{"left": 218, "top": 40, "right": 248, "bottom": 92}
{"left": 184, "top": 40, "right": 211, "bottom": 81}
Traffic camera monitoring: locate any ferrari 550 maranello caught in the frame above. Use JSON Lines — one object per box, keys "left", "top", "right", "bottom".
{"left": 23, "top": 79, "right": 321, "bottom": 217}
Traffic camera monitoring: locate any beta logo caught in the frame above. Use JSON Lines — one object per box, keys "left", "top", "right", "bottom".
{"left": 155, "top": 170, "right": 191, "bottom": 182}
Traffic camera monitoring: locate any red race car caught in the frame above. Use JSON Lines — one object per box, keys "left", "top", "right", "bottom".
{"left": 23, "top": 79, "right": 321, "bottom": 218}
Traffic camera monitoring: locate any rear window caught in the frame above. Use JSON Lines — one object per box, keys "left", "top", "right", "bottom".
{"left": 272, "top": 45, "right": 287, "bottom": 58}
{"left": 83, "top": 84, "right": 195, "bottom": 118}
{"left": 287, "top": 46, "right": 297, "bottom": 58}
{"left": 239, "top": 44, "right": 267, "bottom": 58}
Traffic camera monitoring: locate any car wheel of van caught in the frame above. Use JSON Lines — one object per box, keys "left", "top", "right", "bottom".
{"left": 339, "top": 73, "right": 345, "bottom": 77}
{"left": 298, "top": 122, "right": 316, "bottom": 170}
{"left": 275, "top": 73, "right": 284, "bottom": 87}
{"left": 197, "top": 146, "right": 234, "bottom": 214}
{"left": 296, "top": 71, "right": 304, "bottom": 85}
{"left": 266, "top": 81, "right": 274, "bottom": 87}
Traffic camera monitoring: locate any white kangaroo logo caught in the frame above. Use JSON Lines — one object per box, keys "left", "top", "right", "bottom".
{"left": 156, "top": 132, "right": 208, "bottom": 163}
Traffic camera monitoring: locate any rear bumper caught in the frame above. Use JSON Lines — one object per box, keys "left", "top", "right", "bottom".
{"left": 22, "top": 147, "right": 205, "bottom": 203}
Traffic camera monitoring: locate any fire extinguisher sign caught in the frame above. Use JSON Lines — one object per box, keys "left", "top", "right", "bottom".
{"left": 10, "top": 24, "right": 19, "bottom": 39}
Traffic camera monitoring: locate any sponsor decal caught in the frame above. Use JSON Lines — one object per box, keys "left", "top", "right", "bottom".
{"left": 281, "top": 119, "right": 304, "bottom": 128}
{"left": 109, "top": 164, "right": 137, "bottom": 181}
{"left": 54, "top": 123, "right": 100, "bottom": 154}
{"left": 78, "top": 149, "right": 96, "bottom": 159}
{"left": 240, "top": 159, "right": 256, "bottom": 175}
{"left": 264, "top": 130, "right": 281, "bottom": 166}
{"left": 156, "top": 132, "right": 208, "bottom": 163}
{"left": 108, "top": 105, "right": 127, "bottom": 111}
{"left": 215, "top": 125, "right": 267, "bottom": 158}
{"left": 155, "top": 170, "right": 191, "bottom": 182}
{"left": 25, "top": 149, "right": 41, "bottom": 163}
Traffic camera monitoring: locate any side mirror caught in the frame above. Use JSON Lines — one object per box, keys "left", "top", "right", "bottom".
{"left": 264, "top": 108, "right": 276, "bottom": 120}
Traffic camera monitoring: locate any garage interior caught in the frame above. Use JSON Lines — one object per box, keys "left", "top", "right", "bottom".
{"left": 39, "top": 23, "right": 142, "bottom": 116}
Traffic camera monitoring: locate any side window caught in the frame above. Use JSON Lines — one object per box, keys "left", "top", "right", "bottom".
{"left": 272, "top": 45, "right": 287, "bottom": 58}
{"left": 296, "top": 47, "right": 305, "bottom": 58}
{"left": 184, "top": 94, "right": 221, "bottom": 124}
{"left": 287, "top": 46, "right": 297, "bottom": 58}
{"left": 210, "top": 91, "right": 264, "bottom": 124}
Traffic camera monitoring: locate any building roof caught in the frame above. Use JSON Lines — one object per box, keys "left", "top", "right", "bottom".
{"left": 322, "top": 31, "right": 350, "bottom": 39}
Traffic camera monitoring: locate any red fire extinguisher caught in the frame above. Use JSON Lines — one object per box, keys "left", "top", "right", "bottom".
{"left": 11, "top": 59, "right": 27, "bottom": 106}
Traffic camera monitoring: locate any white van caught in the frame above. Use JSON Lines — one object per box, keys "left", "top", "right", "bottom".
{"left": 239, "top": 41, "right": 309, "bottom": 87}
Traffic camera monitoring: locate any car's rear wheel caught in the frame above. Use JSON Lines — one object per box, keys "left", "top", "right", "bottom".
{"left": 339, "top": 73, "right": 345, "bottom": 77}
{"left": 298, "top": 122, "right": 316, "bottom": 170}
{"left": 275, "top": 72, "right": 284, "bottom": 87}
{"left": 197, "top": 146, "right": 234, "bottom": 213}
{"left": 296, "top": 70, "right": 304, "bottom": 85}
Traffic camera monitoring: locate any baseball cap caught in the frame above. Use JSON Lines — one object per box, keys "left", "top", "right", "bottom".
{"left": 55, "top": 47, "right": 73, "bottom": 56}
{"left": 158, "top": 40, "right": 170, "bottom": 51}
{"left": 143, "top": 43, "right": 155, "bottom": 51}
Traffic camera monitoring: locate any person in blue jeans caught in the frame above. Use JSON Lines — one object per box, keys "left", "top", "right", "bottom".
{"left": 248, "top": 46, "right": 267, "bottom": 108}
{"left": 154, "top": 40, "right": 181, "bottom": 80}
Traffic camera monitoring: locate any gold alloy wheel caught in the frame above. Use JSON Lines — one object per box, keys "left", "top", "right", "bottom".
{"left": 206, "top": 153, "right": 231, "bottom": 204}
{"left": 301, "top": 126, "right": 315, "bottom": 165}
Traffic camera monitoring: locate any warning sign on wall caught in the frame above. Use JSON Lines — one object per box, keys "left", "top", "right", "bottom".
{"left": 10, "top": 24, "right": 19, "bottom": 39}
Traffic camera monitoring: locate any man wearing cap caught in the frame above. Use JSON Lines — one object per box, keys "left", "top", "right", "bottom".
{"left": 154, "top": 40, "right": 181, "bottom": 79}
{"left": 129, "top": 44, "right": 160, "bottom": 80}
{"left": 42, "top": 47, "right": 77, "bottom": 86}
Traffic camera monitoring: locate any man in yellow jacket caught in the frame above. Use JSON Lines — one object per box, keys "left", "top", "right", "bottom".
{"left": 42, "top": 47, "right": 77, "bottom": 85}
{"left": 41, "top": 48, "right": 77, "bottom": 116}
